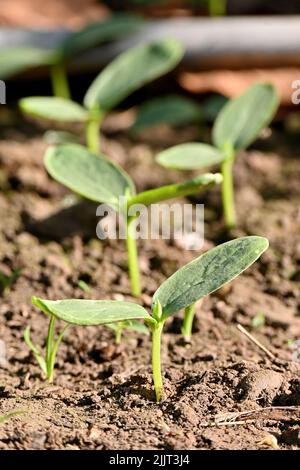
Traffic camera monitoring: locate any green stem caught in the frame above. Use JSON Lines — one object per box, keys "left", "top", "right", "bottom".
{"left": 128, "top": 173, "right": 222, "bottom": 208}
{"left": 221, "top": 144, "right": 236, "bottom": 230}
{"left": 115, "top": 327, "right": 122, "bottom": 345}
{"left": 50, "top": 62, "right": 71, "bottom": 99}
{"left": 209, "top": 0, "right": 226, "bottom": 16}
{"left": 86, "top": 117, "right": 102, "bottom": 154}
{"left": 151, "top": 321, "right": 164, "bottom": 402}
{"left": 46, "top": 315, "right": 56, "bottom": 382}
{"left": 182, "top": 303, "right": 196, "bottom": 341}
{"left": 126, "top": 216, "right": 141, "bottom": 298}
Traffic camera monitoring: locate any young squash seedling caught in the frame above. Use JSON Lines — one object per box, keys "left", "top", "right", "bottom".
{"left": 44, "top": 143, "right": 222, "bottom": 298}
{"left": 19, "top": 38, "right": 184, "bottom": 154}
{"left": 31, "top": 236, "right": 268, "bottom": 401}
{"left": 156, "top": 83, "right": 279, "bottom": 230}
{"left": 0, "top": 13, "right": 143, "bottom": 99}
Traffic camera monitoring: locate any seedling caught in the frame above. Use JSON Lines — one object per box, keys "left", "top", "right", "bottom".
{"left": 19, "top": 38, "right": 184, "bottom": 154}
{"left": 131, "top": 94, "right": 202, "bottom": 131}
{"left": 251, "top": 311, "right": 266, "bottom": 329}
{"left": 0, "top": 13, "right": 143, "bottom": 99}
{"left": 32, "top": 236, "right": 268, "bottom": 400}
{"left": 156, "top": 83, "right": 279, "bottom": 230}
{"left": 0, "top": 409, "right": 27, "bottom": 424}
{"left": 44, "top": 143, "right": 222, "bottom": 297}
{"left": 0, "top": 268, "right": 21, "bottom": 295}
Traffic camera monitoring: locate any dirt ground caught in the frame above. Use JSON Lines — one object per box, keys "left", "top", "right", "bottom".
{"left": 0, "top": 113, "right": 300, "bottom": 450}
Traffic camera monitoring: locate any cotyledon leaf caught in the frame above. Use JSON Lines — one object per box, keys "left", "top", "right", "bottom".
{"left": 156, "top": 142, "right": 225, "bottom": 170}
{"left": 32, "top": 297, "right": 152, "bottom": 326}
{"left": 153, "top": 236, "right": 269, "bottom": 319}
{"left": 19, "top": 97, "right": 88, "bottom": 122}
{"left": 59, "top": 13, "right": 143, "bottom": 59}
{"left": 212, "top": 83, "right": 279, "bottom": 150}
{"left": 0, "top": 47, "right": 55, "bottom": 79}
{"left": 84, "top": 38, "right": 184, "bottom": 111}
{"left": 44, "top": 144, "right": 135, "bottom": 210}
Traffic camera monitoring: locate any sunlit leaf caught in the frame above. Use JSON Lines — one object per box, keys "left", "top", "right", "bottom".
{"left": 20, "top": 97, "right": 88, "bottom": 122}
{"left": 32, "top": 297, "right": 152, "bottom": 326}
{"left": 156, "top": 142, "right": 224, "bottom": 170}
{"left": 153, "top": 236, "right": 269, "bottom": 318}
{"left": 213, "top": 83, "right": 279, "bottom": 150}
{"left": 45, "top": 144, "right": 135, "bottom": 209}
{"left": 84, "top": 38, "right": 184, "bottom": 111}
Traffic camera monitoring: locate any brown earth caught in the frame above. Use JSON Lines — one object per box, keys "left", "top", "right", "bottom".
{"left": 0, "top": 114, "right": 300, "bottom": 450}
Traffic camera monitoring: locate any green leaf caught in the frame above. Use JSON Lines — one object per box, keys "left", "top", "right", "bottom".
{"left": 132, "top": 95, "right": 202, "bottom": 130}
{"left": 84, "top": 38, "right": 184, "bottom": 111}
{"left": 19, "top": 97, "right": 88, "bottom": 122}
{"left": 107, "top": 319, "right": 149, "bottom": 335}
{"left": 213, "top": 83, "right": 279, "bottom": 150}
{"left": 153, "top": 236, "right": 269, "bottom": 319}
{"left": 32, "top": 297, "right": 152, "bottom": 326}
{"left": 156, "top": 143, "right": 225, "bottom": 170}
{"left": 0, "top": 47, "right": 54, "bottom": 79}
{"left": 60, "top": 13, "right": 143, "bottom": 59}
{"left": 44, "top": 144, "right": 135, "bottom": 209}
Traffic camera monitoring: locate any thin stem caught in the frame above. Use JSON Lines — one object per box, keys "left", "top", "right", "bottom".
{"left": 50, "top": 62, "right": 71, "bottom": 99}
{"left": 49, "top": 324, "right": 69, "bottom": 381}
{"left": 221, "top": 144, "right": 236, "bottom": 230}
{"left": 151, "top": 321, "right": 164, "bottom": 402}
{"left": 86, "top": 117, "right": 102, "bottom": 154}
{"left": 115, "top": 327, "right": 122, "bottom": 345}
{"left": 45, "top": 315, "right": 56, "bottom": 382}
{"left": 128, "top": 173, "right": 222, "bottom": 208}
{"left": 182, "top": 303, "right": 196, "bottom": 341}
{"left": 126, "top": 216, "right": 141, "bottom": 298}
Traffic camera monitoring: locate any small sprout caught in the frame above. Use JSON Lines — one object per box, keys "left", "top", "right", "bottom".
{"left": 44, "top": 143, "right": 222, "bottom": 297}
{"left": 0, "top": 13, "right": 143, "bottom": 98}
{"left": 131, "top": 95, "right": 202, "bottom": 131}
{"left": 24, "top": 313, "right": 69, "bottom": 383}
{"left": 32, "top": 236, "right": 268, "bottom": 401}
{"left": 19, "top": 38, "right": 184, "bottom": 153}
{"left": 156, "top": 83, "right": 279, "bottom": 230}
{"left": 251, "top": 311, "right": 266, "bottom": 329}
{"left": 107, "top": 320, "right": 149, "bottom": 345}
{"left": 0, "top": 268, "right": 21, "bottom": 294}
{"left": 77, "top": 279, "right": 91, "bottom": 293}
{"left": 0, "top": 409, "right": 27, "bottom": 425}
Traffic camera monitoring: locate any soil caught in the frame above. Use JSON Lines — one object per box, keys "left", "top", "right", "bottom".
{"left": 0, "top": 112, "right": 300, "bottom": 450}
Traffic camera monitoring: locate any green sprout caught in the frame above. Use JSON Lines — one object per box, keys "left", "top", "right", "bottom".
{"left": 44, "top": 143, "right": 222, "bottom": 297}
{"left": 19, "top": 38, "right": 184, "bottom": 154}
{"left": 0, "top": 268, "right": 21, "bottom": 295}
{"left": 31, "top": 236, "right": 268, "bottom": 400}
{"left": 251, "top": 311, "right": 266, "bottom": 329}
{"left": 0, "top": 13, "right": 143, "bottom": 99}
{"left": 0, "top": 409, "right": 27, "bottom": 424}
{"left": 156, "top": 83, "right": 279, "bottom": 230}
